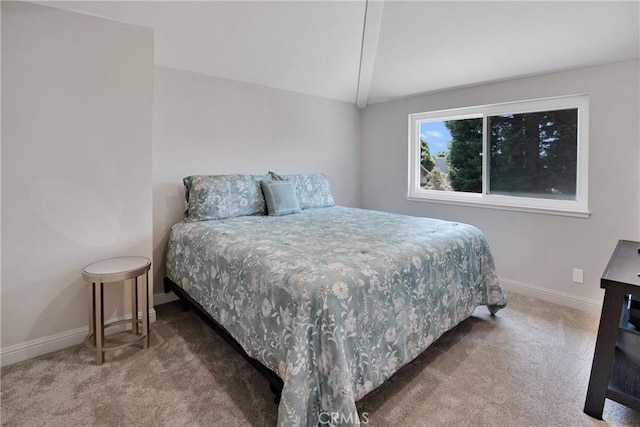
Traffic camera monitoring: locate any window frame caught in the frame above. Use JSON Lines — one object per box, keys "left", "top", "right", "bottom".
{"left": 407, "top": 94, "right": 590, "bottom": 218}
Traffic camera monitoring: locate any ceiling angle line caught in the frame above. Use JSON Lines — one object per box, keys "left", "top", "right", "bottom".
{"left": 355, "top": 0, "right": 384, "bottom": 109}
{"left": 354, "top": 0, "right": 369, "bottom": 108}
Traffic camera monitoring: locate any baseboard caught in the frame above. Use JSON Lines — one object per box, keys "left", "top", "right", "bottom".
{"left": 156, "top": 282, "right": 602, "bottom": 314}
{"left": 3, "top": 281, "right": 598, "bottom": 366}
{"left": 0, "top": 309, "right": 156, "bottom": 367}
{"left": 153, "top": 291, "right": 179, "bottom": 306}
{"left": 499, "top": 277, "right": 603, "bottom": 315}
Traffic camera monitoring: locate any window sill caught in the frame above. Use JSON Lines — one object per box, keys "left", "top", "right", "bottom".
{"left": 406, "top": 195, "right": 591, "bottom": 218}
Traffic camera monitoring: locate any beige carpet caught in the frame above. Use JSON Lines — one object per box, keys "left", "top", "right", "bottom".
{"left": 2, "top": 291, "right": 639, "bottom": 427}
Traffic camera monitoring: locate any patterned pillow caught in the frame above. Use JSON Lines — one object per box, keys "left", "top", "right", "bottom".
{"left": 183, "top": 174, "right": 267, "bottom": 222}
{"left": 268, "top": 172, "right": 335, "bottom": 209}
{"left": 260, "top": 180, "right": 302, "bottom": 216}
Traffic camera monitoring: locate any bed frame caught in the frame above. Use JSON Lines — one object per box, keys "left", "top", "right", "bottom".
{"left": 163, "top": 277, "right": 284, "bottom": 403}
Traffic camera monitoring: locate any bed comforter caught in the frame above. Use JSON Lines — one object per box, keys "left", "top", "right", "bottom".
{"left": 166, "top": 206, "right": 506, "bottom": 426}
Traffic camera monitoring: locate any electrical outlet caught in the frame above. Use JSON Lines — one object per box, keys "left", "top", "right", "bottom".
{"left": 573, "top": 268, "right": 584, "bottom": 284}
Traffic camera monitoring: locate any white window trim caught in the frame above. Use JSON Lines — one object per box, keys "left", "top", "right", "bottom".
{"left": 408, "top": 94, "right": 590, "bottom": 218}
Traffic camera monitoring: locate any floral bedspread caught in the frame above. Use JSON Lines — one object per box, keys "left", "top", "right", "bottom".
{"left": 166, "top": 206, "right": 506, "bottom": 426}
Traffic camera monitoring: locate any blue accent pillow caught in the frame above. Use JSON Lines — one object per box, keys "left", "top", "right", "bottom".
{"left": 260, "top": 180, "right": 301, "bottom": 216}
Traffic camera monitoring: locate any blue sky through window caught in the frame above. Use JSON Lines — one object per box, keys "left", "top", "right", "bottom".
{"left": 420, "top": 121, "right": 451, "bottom": 154}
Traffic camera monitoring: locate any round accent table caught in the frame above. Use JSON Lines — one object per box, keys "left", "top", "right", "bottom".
{"left": 82, "top": 256, "right": 151, "bottom": 364}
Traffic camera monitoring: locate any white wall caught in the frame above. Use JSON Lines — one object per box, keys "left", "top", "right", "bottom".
{"left": 152, "top": 66, "right": 361, "bottom": 294}
{"left": 1, "top": 2, "right": 154, "bottom": 361}
{"left": 361, "top": 60, "right": 640, "bottom": 311}
{"left": 2, "top": 2, "right": 634, "bottom": 366}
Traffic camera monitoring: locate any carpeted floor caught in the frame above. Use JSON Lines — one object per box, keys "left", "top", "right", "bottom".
{"left": 2, "top": 291, "right": 639, "bottom": 426}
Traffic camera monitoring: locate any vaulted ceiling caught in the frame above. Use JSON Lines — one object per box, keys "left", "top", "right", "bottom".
{"left": 38, "top": 1, "right": 640, "bottom": 107}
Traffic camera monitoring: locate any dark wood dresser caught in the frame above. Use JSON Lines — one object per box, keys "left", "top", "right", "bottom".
{"left": 585, "top": 239, "right": 640, "bottom": 419}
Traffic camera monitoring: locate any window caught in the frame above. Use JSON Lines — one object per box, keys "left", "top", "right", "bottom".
{"left": 408, "top": 95, "right": 589, "bottom": 217}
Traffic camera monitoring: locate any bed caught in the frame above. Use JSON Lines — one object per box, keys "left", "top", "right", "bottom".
{"left": 165, "top": 173, "right": 507, "bottom": 426}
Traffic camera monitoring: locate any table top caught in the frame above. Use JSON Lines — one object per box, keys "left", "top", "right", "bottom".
{"left": 83, "top": 256, "right": 151, "bottom": 282}
{"left": 601, "top": 240, "right": 640, "bottom": 292}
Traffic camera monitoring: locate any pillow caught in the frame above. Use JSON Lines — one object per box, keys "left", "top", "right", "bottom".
{"left": 260, "top": 180, "right": 301, "bottom": 216}
{"left": 183, "top": 174, "right": 267, "bottom": 222}
{"left": 267, "top": 172, "right": 335, "bottom": 209}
